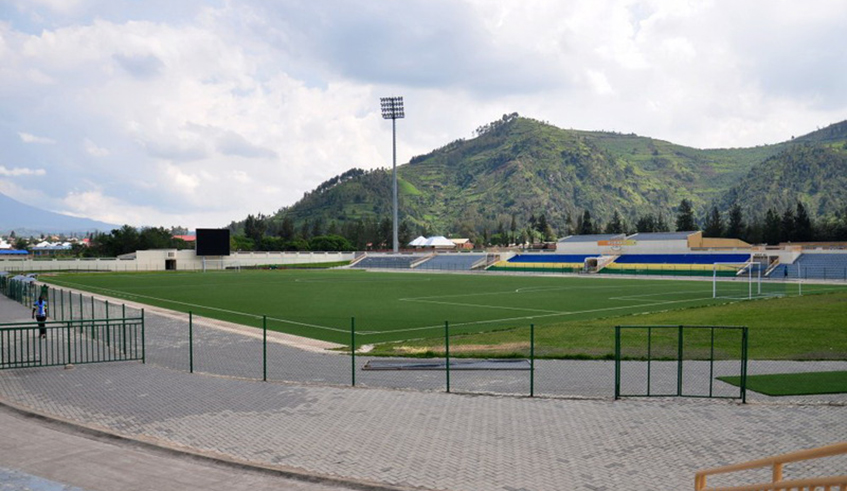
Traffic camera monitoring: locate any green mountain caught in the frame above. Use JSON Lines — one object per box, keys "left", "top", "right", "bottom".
{"left": 255, "top": 115, "right": 847, "bottom": 236}
{"left": 719, "top": 138, "right": 847, "bottom": 220}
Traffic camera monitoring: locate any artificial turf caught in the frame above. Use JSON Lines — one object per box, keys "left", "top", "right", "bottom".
{"left": 718, "top": 371, "right": 847, "bottom": 396}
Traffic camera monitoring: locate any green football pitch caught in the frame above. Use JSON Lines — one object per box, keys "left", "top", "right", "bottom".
{"left": 41, "top": 269, "right": 845, "bottom": 346}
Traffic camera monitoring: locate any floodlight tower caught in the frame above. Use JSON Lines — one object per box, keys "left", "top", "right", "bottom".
{"left": 380, "top": 96, "right": 405, "bottom": 253}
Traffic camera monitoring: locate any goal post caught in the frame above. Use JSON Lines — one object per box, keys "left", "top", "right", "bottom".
{"left": 200, "top": 257, "right": 241, "bottom": 272}
{"left": 712, "top": 262, "right": 763, "bottom": 299}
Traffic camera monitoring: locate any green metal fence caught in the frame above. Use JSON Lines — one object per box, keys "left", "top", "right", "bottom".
{"left": 181, "top": 313, "right": 540, "bottom": 396}
{"left": 0, "top": 275, "right": 38, "bottom": 304}
{"left": 1, "top": 275, "right": 145, "bottom": 370}
{"left": 0, "top": 316, "right": 145, "bottom": 369}
{"left": 614, "top": 325, "right": 748, "bottom": 402}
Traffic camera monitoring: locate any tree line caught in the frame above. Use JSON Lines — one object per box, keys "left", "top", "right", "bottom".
{"left": 233, "top": 199, "right": 847, "bottom": 251}
{"left": 48, "top": 198, "right": 847, "bottom": 257}
{"left": 567, "top": 199, "right": 847, "bottom": 245}
{"left": 83, "top": 225, "right": 192, "bottom": 257}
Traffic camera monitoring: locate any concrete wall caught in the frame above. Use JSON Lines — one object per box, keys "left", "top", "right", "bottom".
{"left": 558, "top": 238, "right": 702, "bottom": 255}
{"left": 0, "top": 250, "right": 355, "bottom": 273}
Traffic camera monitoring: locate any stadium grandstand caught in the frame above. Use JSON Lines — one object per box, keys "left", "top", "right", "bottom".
{"left": 492, "top": 232, "right": 757, "bottom": 276}
{"left": 347, "top": 230, "right": 847, "bottom": 282}
{"left": 350, "top": 252, "right": 490, "bottom": 271}
{"left": 351, "top": 254, "right": 423, "bottom": 269}
{"left": 768, "top": 253, "right": 847, "bottom": 281}
{"left": 415, "top": 254, "right": 486, "bottom": 271}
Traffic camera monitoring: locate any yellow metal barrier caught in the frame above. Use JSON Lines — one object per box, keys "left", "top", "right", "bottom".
{"left": 695, "top": 442, "right": 847, "bottom": 491}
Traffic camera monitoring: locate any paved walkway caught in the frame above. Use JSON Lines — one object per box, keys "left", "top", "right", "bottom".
{"left": 0, "top": 407, "right": 385, "bottom": 491}
{"left": 1, "top": 295, "right": 845, "bottom": 490}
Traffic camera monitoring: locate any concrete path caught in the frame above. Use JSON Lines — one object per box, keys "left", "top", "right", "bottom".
{"left": 0, "top": 406, "right": 387, "bottom": 491}
{"left": 1, "top": 294, "right": 845, "bottom": 490}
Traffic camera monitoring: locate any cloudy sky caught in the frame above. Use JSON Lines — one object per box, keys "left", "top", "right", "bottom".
{"left": 1, "top": 0, "right": 845, "bottom": 229}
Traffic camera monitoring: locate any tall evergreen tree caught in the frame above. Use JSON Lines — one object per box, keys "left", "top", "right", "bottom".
{"left": 763, "top": 209, "right": 781, "bottom": 245}
{"left": 378, "top": 218, "right": 392, "bottom": 249}
{"left": 279, "top": 216, "right": 295, "bottom": 241}
{"left": 311, "top": 217, "right": 324, "bottom": 238}
{"left": 605, "top": 210, "right": 625, "bottom": 234}
{"left": 794, "top": 201, "right": 813, "bottom": 241}
{"left": 580, "top": 210, "right": 593, "bottom": 235}
{"left": 675, "top": 199, "right": 698, "bottom": 231}
{"left": 635, "top": 214, "right": 656, "bottom": 233}
{"left": 781, "top": 207, "right": 796, "bottom": 243}
{"left": 726, "top": 203, "right": 744, "bottom": 239}
{"left": 703, "top": 206, "right": 724, "bottom": 237}
{"left": 656, "top": 213, "right": 670, "bottom": 232}
{"left": 244, "top": 214, "right": 267, "bottom": 245}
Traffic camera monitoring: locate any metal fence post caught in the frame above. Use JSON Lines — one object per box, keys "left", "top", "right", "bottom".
{"left": 66, "top": 321, "right": 72, "bottom": 364}
{"left": 530, "top": 323, "right": 535, "bottom": 398}
{"left": 351, "top": 317, "right": 356, "bottom": 387}
{"left": 105, "top": 300, "right": 110, "bottom": 348}
{"left": 122, "top": 304, "right": 127, "bottom": 355}
{"left": 445, "top": 321, "right": 450, "bottom": 393}
{"left": 647, "top": 326, "right": 652, "bottom": 397}
{"left": 263, "top": 315, "right": 267, "bottom": 382}
{"left": 677, "top": 325, "right": 684, "bottom": 397}
{"left": 614, "top": 326, "right": 621, "bottom": 400}
{"left": 709, "top": 327, "right": 715, "bottom": 398}
{"left": 141, "top": 308, "right": 145, "bottom": 364}
{"left": 189, "top": 311, "right": 194, "bottom": 373}
{"left": 741, "top": 327, "right": 749, "bottom": 404}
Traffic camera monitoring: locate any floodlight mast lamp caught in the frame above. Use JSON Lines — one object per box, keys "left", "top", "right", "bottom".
{"left": 380, "top": 96, "right": 405, "bottom": 253}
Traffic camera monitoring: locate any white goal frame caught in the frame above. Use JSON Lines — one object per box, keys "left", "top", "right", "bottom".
{"left": 201, "top": 257, "right": 241, "bottom": 272}
{"left": 712, "top": 262, "right": 764, "bottom": 299}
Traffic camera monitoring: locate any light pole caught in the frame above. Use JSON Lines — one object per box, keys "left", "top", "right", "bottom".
{"left": 380, "top": 96, "right": 405, "bottom": 253}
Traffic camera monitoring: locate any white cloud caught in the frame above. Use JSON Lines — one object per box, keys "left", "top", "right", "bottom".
{"left": 0, "top": 0, "right": 845, "bottom": 228}
{"left": 18, "top": 132, "right": 56, "bottom": 144}
{"left": 20, "top": 0, "right": 86, "bottom": 15}
{"left": 61, "top": 188, "right": 182, "bottom": 227}
{"left": 0, "top": 166, "right": 47, "bottom": 177}
{"left": 84, "top": 139, "right": 110, "bottom": 157}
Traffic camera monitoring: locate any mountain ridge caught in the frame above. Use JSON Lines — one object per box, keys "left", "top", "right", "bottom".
{"left": 262, "top": 115, "right": 847, "bottom": 237}
{"left": 0, "top": 192, "right": 117, "bottom": 235}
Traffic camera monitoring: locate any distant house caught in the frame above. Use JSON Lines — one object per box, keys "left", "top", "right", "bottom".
{"left": 450, "top": 238, "right": 473, "bottom": 250}
{"left": 0, "top": 249, "right": 27, "bottom": 256}
{"left": 31, "top": 241, "right": 72, "bottom": 256}
{"left": 173, "top": 235, "right": 197, "bottom": 243}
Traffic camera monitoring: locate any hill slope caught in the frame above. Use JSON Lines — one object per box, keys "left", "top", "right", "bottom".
{"left": 719, "top": 142, "right": 847, "bottom": 219}
{"left": 262, "top": 116, "right": 847, "bottom": 235}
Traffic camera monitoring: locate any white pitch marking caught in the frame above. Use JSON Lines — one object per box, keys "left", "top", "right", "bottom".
{"left": 44, "top": 278, "right": 349, "bottom": 334}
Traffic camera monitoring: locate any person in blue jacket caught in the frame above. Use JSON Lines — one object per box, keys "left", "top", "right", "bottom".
{"left": 32, "top": 295, "right": 48, "bottom": 338}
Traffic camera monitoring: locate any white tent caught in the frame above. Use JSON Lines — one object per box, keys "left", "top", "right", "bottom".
{"left": 408, "top": 236, "right": 427, "bottom": 247}
{"left": 423, "top": 236, "right": 455, "bottom": 248}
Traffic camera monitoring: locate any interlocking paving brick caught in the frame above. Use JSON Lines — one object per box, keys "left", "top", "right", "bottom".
{"left": 2, "top": 293, "right": 845, "bottom": 490}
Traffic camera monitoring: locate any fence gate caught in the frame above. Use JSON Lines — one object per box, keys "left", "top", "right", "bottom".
{"left": 1, "top": 316, "right": 145, "bottom": 370}
{"left": 615, "top": 325, "right": 748, "bottom": 402}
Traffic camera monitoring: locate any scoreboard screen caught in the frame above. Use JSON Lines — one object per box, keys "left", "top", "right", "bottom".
{"left": 195, "top": 228, "right": 231, "bottom": 256}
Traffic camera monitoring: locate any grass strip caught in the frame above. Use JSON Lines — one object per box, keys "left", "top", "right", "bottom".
{"left": 718, "top": 371, "right": 847, "bottom": 396}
